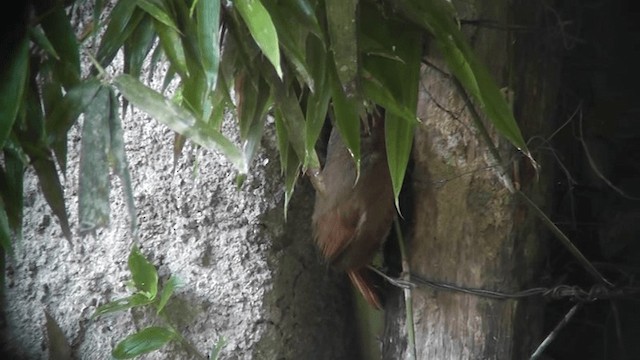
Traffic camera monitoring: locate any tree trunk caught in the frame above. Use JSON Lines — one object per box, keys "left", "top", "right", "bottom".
{"left": 383, "top": 1, "right": 562, "bottom": 358}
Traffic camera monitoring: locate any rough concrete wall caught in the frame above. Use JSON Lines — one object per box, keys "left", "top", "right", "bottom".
{"left": 0, "top": 3, "right": 356, "bottom": 359}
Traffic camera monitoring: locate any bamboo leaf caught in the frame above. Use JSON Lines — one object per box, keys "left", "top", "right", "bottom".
{"left": 2, "top": 142, "right": 26, "bottom": 239}
{"left": 31, "top": 156, "right": 72, "bottom": 242}
{"left": 78, "top": 87, "right": 111, "bottom": 234}
{"left": 196, "top": 0, "right": 221, "bottom": 94}
{"left": 46, "top": 79, "right": 102, "bottom": 173}
{"left": 156, "top": 276, "right": 182, "bottom": 315}
{"left": 153, "top": 19, "right": 189, "bottom": 77}
{"left": 114, "top": 74, "right": 247, "bottom": 173}
{"left": 96, "top": 2, "right": 144, "bottom": 68}
{"left": 91, "top": 293, "right": 154, "bottom": 319}
{"left": 124, "top": 14, "right": 156, "bottom": 79}
{"left": 385, "top": 114, "right": 414, "bottom": 211}
{"left": 304, "top": 37, "right": 330, "bottom": 170}
{"left": 235, "top": 0, "right": 283, "bottom": 78}
{"left": 0, "top": 205, "right": 12, "bottom": 257}
{"left": 44, "top": 310, "right": 72, "bottom": 360}
{"left": 37, "top": 4, "right": 80, "bottom": 87}
{"left": 128, "top": 245, "right": 158, "bottom": 299}
{"left": 112, "top": 327, "right": 176, "bottom": 359}
{"left": 262, "top": 1, "right": 314, "bottom": 89}
{"left": 397, "top": 0, "right": 529, "bottom": 156}
{"left": 360, "top": 6, "right": 421, "bottom": 205}
{"left": 274, "top": 112, "right": 301, "bottom": 219}
{"left": 108, "top": 89, "right": 137, "bottom": 234}
{"left": 325, "top": 0, "right": 358, "bottom": 95}
{"left": 0, "top": 36, "right": 28, "bottom": 148}
{"left": 29, "top": 27, "right": 59, "bottom": 60}
{"left": 137, "top": 0, "right": 181, "bottom": 33}
{"left": 329, "top": 63, "right": 360, "bottom": 170}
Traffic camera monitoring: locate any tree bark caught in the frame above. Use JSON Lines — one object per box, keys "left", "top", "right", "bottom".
{"left": 383, "top": 1, "right": 561, "bottom": 358}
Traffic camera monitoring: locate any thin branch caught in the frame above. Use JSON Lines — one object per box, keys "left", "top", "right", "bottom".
{"left": 530, "top": 303, "right": 582, "bottom": 359}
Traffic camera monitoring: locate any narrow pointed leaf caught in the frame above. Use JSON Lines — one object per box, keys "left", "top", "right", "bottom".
{"left": 2, "top": 144, "right": 26, "bottom": 238}
{"left": 267, "top": 77, "right": 307, "bottom": 163}
{"left": 46, "top": 79, "right": 102, "bottom": 172}
{"left": 124, "top": 15, "right": 156, "bottom": 79}
{"left": 385, "top": 115, "right": 414, "bottom": 211}
{"left": 156, "top": 276, "right": 182, "bottom": 315}
{"left": 397, "top": 0, "right": 529, "bottom": 156}
{"left": 37, "top": 4, "right": 80, "bottom": 87}
{"left": 128, "top": 245, "right": 158, "bottom": 299}
{"left": 0, "top": 206, "right": 12, "bottom": 257}
{"left": 329, "top": 64, "right": 360, "bottom": 168}
{"left": 114, "top": 74, "right": 246, "bottom": 173}
{"left": 304, "top": 36, "right": 330, "bottom": 170}
{"left": 91, "top": 293, "right": 154, "bottom": 319}
{"left": 274, "top": 112, "right": 301, "bottom": 219}
{"left": 262, "top": 1, "right": 314, "bottom": 89}
{"left": 235, "top": 0, "right": 283, "bottom": 78}
{"left": 79, "top": 87, "right": 111, "bottom": 234}
{"left": 32, "top": 156, "right": 72, "bottom": 242}
{"left": 359, "top": 6, "right": 421, "bottom": 205}
{"left": 29, "top": 27, "right": 59, "bottom": 60}
{"left": 154, "top": 19, "right": 189, "bottom": 77}
{"left": 44, "top": 310, "right": 72, "bottom": 360}
{"left": 137, "top": 0, "right": 181, "bottom": 32}
{"left": 0, "top": 36, "right": 28, "bottom": 148}
{"left": 112, "top": 327, "right": 176, "bottom": 359}
{"left": 210, "top": 337, "right": 226, "bottom": 360}
{"left": 196, "top": 0, "right": 221, "bottom": 93}
{"left": 325, "top": 0, "right": 358, "bottom": 95}
{"left": 96, "top": 1, "right": 141, "bottom": 68}
{"left": 108, "top": 89, "right": 137, "bottom": 235}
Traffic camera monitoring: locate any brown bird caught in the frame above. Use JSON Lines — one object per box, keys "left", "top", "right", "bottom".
{"left": 312, "top": 114, "right": 395, "bottom": 308}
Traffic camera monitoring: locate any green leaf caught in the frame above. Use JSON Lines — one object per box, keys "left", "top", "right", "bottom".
{"left": 40, "top": 61, "right": 63, "bottom": 116}
{"left": 37, "top": 4, "right": 80, "bottom": 87}
{"left": 114, "top": 74, "right": 247, "bottom": 173}
{"left": 196, "top": 0, "right": 221, "bottom": 94}
{"left": 262, "top": 1, "right": 314, "bottom": 90}
{"left": 304, "top": 36, "right": 330, "bottom": 171}
{"left": 325, "top": 0, "right": 358, "bottom": 95}
{"left": 108, "top": 89, "right": 137, "bottom": 235}
{"left": 2, "top": 143, "right": 26, "bottom": 239}
{"left": 0, "top": 205, "right": 12, "bottom": 257}
{"left": 128, "top": 245, "right": 159, "bottom": 299}
{"left": 385, "top": 115, "right": 414, "bottom": 211}
{"left": 359, "top": 6, "right": 421, "bottom": 205}
{"left": 78, "top": 87, "right": 111, "bottom": 234}
{"left": 44, "top": 310, "right": 72, "bottom": 360}
{"left": 210, "top": 337, "right": 226, "bottom": 360}
{"left": 29, "top": 27, "right": 60, "bottom": 60}
{"left": 137, "top": 0, "right": 181, "bottom": 33}
{"left": 274, "top": 112, "right": 301, "bottom": 219}
{"left": 0, "top": 36, "right": 28, "bottom": 148}
{"left": 328, "top": 63, "right": 360, "bottom": 170}
{"left": 239, "top": 76, "right": 270, "bottom": 167}
{"left": 235, "top": 0, "right": 283, "bottom": 78}
{"left": 153, "top": 19, "right": 189, "bottom": 77}
{"left": 397, "top": 0, "right": 529, "bottom": 156}
{"left": 46, "top": 79, "right": 102, "bottom": 172}
{"left": 124, "top": 14, "right": 157, "bottom": 79}
{"left": 267, "top": 76, "right": 307, "bottom": 165}
{"left": 156, "top": 276, "right": 182, "bottom": 315}
{"left": 96, "top": 1, "right": 143, "bottom": 68}
{"left": 112, "top": 327, "right": 176, "bottom": 359}
{"left": 91, "top": 293, "right": 154, "bottom": 319}
{"left": 31, "top": 156, "right": 72, "bottom": 242}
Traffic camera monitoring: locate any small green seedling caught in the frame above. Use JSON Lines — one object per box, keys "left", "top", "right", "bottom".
{"left": 92, "top": 245, "right": 223, "bottom": 359}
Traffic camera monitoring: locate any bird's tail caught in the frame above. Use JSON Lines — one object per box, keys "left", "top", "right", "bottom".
{"left": 348, "top": 269, "right": 382, "bottom": 309}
